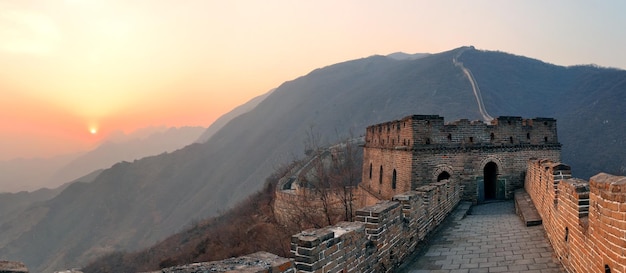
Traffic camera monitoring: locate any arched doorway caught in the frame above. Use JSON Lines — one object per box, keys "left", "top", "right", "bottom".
{"left": 437, "top": 171, "right": 451, "bottom": 181}
{"left": 484, "top": 162, "right": 498, "bottom": 200}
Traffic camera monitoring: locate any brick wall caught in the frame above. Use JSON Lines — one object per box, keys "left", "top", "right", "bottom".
{"left": 164, "top": 179, "right": 458, "bottom": 273}
{"left": 364, "top": 115, "right": 558, "bottom": 149}
{"left": 362, "top": 147, "right": 412, "bottom": 198}
{"left": 291, "top": 179, "right": 461, "bottom": 273}
{"left": 411, "top": 148, "right": 560, "bottom": 201}
{"left": 525, "top": 159, "right": 626, "bottom": 273}
{"left": 363, "top": 115, "right": 561, "bottom": 202}
{"left": 274, "top": 187, "right": 361, "bottom": 228}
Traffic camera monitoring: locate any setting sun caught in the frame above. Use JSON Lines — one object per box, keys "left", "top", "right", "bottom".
{"left": 90, "top": 128, "right": 97, "bottom": 135}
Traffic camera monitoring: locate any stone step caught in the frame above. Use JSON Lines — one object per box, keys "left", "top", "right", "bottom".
{"left": 514, "top": 189, "right": 542, "bottom": 226}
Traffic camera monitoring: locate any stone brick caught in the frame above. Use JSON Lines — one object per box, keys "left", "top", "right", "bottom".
{"left": 525, "top": 159, "right": 626, "bottom": 273}
{"left": 363, "top": 115, "right": 560, "bottom": 204}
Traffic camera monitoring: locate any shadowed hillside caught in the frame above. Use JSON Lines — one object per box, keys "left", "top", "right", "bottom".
{"left": 0, "top": 126, "right": 205, "bottom": 193}
{"left": 195, "top": 90, "right": 273, "bottom": 143}
{"left": 47, "top": 126, "right": 206, "bottom": 188}
{"left": 2, "top": 47, "right": 625, "bottom": 272}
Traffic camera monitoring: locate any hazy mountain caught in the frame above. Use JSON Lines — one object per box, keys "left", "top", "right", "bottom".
{"left": 2, "top": 47, "right": 625, "bottom": 272}
{"left": 196, "top": 90, "right": 274, "bottom": 143}
{"left": 386, "top": 52, "right": 430, "bottom": 61}
{"left": 0, "top": 169, "right": 101, "bottom": 250}
{"left": 47, "top": 126, "right": 206, "bottom": 188}
{"left": 0, "top": 153, "right": 81, "bottom": 193}
{"left": 0, "top": 127, "right": 205, "bottom": 193}
{"left": 105, "top": 126, "right": 171, "bottom": 143}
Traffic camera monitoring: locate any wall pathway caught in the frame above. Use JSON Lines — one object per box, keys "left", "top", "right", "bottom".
{"left": 399, "top": 201, "right": 564, "bottom": 273}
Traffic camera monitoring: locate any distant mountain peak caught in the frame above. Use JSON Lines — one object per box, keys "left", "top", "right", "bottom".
{"left": 386, "top": 52, "right": 430, "bottom": 61}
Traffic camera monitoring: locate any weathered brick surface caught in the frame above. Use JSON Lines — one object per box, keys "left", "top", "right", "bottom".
{"left": 289, "top": 178, "right": 461, "bottom": 273}
{"left": 151, "top": 252, "right": 295, "bottom": 273}
{"left": 0, "top": 261, "right": 28, "bottom": 273}
{"left": 274, "top": 187, "right": 362, "bottom": 228}
{"left": 363, "top": 115, "right": 561, "bottom": 203}
{"left": 526, "top": 159, "right": 626, "bottom": 273}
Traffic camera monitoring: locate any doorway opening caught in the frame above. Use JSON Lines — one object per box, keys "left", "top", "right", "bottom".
{"left": 437, "top": 171, "right": 451, "bottom": 182}
{"left": 484, "top": 162, "right": 498, "bottom": 200}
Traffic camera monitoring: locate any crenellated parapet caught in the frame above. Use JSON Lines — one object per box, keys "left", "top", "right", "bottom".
{"left": 290, "top": 179, "right": 460, "bottom": 273}
{"left": 364, "top": 115, "right": 559, "bottom": 149}
{"left": 525, "top": 159, "right": 626, "bottom": 273}
{"left": 0, "top": 261, "right": 28, "bottom": 273}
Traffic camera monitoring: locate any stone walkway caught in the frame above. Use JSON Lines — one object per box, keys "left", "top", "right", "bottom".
{"left": 399, "top": 201, "right": 565, "bottom": 273}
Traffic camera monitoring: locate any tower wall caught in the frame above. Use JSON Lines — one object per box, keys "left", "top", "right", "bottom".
{"left": 363, "top": 115, "right": 561, "bottom": 202}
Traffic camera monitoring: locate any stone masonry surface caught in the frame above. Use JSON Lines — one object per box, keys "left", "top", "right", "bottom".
{"left": 290, "top": 178, "right": 461, "bottom": 273}
{"left": 159, "top": 179, "right": 461, "bottom": 273}
{"left": 362, "top": 115, "right": 561, "bottom": 202}
{"left": 526, "top": 159, "right": 626, "bottom": 273}
{"left": 398, "top": 201, "right": 565, "bottom": 273}
{"left": 153, "top": 252, "right": 295, "bottom": 273}
{"left": 0, "top": 261, "right": 28, "bottom": 273}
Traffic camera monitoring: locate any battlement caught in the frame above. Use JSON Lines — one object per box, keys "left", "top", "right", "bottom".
{"left": 525, "top": 159, "right": 626, "bottom": 272}
{"left": 363, "top": 115, "right": 561, "bottom": 201}
{"left": 365, "top": 115, "right": 559, "bottom": 149}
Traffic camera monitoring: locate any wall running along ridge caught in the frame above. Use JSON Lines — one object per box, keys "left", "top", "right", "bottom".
{"left": 171, "top": 179, "right": 461, "bottom": 273}
{"left": 525, "top": 159, "right": 626, "bottom": 273}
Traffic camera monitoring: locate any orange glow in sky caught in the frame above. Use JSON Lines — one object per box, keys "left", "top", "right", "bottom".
{"left": 1, "top": 0, "right": 625, "bottom": 160}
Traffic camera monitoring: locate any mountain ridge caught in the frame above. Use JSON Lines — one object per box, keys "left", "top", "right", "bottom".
{"left": 0, "top": 126, "right": 205, "bottom": 193}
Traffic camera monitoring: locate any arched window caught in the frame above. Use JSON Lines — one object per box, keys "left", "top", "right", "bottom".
{"left": 392, "top": 169, "right": 397, "bottom": 189}
{"left": 437, "top": 171, "right": 451, "bottom": 182}
{"left": 544, "top": 136, "right": 548, "bottom": 143}
{"left": 509, "top": 136, "right": 514, "bottom": 143}
{"left": 447, "top": 134, "right": 452, "bottom": 141}
{"left": 526, "top": 133, "right": 531, "bottom": 140}
{"left": 369, "top": 163, "right": 373, "bottom": 180}
{"left": 490, "top": 133, "right": 495, "bottom": 141}
{"left": 379, "top": 166, "right": 383, "bottom": 184}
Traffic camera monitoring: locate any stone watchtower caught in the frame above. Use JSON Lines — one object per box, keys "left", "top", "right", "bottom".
{"left": 362, "top": 115, "right": 561, "bottom": 203}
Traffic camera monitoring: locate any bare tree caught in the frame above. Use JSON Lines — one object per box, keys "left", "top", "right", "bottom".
{"left": 287, "top": 128, "right": 362, "bottom": 228}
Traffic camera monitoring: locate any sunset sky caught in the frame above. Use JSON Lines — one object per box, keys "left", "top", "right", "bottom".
{"left": 1, "top": 0, "right": 625, "bottom": 160}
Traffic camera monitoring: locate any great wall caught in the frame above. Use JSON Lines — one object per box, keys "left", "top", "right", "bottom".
{"left": 526, "top": 160, "right": 626, "bottom": 272}
{"left": 3, "top": 115, "right": 625, "bottom": 273}
{"left": 168, "top": 115, "right": 626, "bottom": 273}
